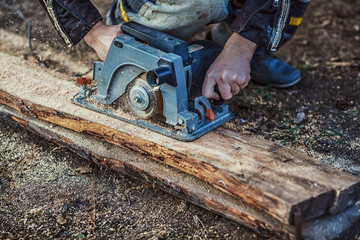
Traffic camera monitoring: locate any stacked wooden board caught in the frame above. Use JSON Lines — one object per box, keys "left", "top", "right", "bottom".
{"left": 1, "top": 52, "right": 359, "bottom": 239}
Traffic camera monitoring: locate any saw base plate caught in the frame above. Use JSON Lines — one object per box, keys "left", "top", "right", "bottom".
{"left": 72, "top": 93, "right": 233, "bottom": 141}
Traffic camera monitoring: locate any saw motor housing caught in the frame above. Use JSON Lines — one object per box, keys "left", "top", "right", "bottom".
{"left": 73, "top": 22, "right": 233, "bottom": 141}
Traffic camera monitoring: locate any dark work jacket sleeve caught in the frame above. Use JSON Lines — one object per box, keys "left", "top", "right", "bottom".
{"left": 38, "top": 0, "right": 103, "bottom": 46}
{"left": 230, "top": 0, "right": 291, "bottom": 52}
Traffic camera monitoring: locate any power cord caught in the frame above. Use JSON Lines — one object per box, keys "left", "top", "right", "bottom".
{"left": 0, "top": 2, "right": 48, "bottom": 67}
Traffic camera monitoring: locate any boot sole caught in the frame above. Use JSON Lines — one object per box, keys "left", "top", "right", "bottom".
{"left": 251, "top": 75, "right": 301, "bottom": 88}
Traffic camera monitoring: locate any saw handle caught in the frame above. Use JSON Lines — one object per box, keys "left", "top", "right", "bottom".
{"left": 121, "top": 22, "right": 192, "bottom": 65}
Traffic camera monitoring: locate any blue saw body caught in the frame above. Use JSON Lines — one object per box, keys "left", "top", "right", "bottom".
{"left": 72, "top": 22, "right": 233, "bottom": 141}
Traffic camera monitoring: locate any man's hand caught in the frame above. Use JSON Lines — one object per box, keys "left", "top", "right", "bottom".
{"left": 84, "top": 21, "right": 123, "bottom": 61}
{"left": 202, "top": 33, "right": 257, "bottom": 100}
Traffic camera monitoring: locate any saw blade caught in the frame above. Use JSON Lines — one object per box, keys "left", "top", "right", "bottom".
{"left": 124, "top": 74, "right": 163, "bottom": 119}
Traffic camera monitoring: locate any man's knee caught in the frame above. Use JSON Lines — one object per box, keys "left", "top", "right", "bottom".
{"left": 124, "top": 0, "right": 229, "bottom": 40}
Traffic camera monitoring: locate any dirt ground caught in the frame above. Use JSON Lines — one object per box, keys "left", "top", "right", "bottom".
{"left": 0, "top": 0, "right": 359, "bottom": 239}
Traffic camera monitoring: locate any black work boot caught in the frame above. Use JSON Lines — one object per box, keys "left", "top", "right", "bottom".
{"left": 250, "top": 47, "right": 301, "bottom": 88}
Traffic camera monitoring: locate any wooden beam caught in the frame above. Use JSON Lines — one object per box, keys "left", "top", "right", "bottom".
{"left": 2, "top": 106, "right": 360, "bottom": 240}
{"left": 1, "top": 52, "right": 360, "bottom": 235}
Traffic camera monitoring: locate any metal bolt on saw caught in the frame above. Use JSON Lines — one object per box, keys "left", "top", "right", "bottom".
{"left": 72, "top": 22, "right": 233, "bottom": 141}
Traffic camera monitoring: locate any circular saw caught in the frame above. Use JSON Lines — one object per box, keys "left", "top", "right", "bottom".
{"left": 72, "top": 21, "right": 233, "bottom": 141}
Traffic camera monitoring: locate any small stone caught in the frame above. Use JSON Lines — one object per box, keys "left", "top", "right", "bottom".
{"left": 294, "top": 112, "right": 306, "bottom": 124}
{"left": 29, "top": 206, "right": 44, "bottom": 215}
{"left": 74, "top": 165, "right": 93, "bottom": 174}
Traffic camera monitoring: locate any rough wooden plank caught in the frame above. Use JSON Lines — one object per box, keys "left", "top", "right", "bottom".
{"left": 1, "top": 52, "right": 360, "bottom": 226}
{"left": 2, "top": 106, "right": 360, "bottom": 240}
